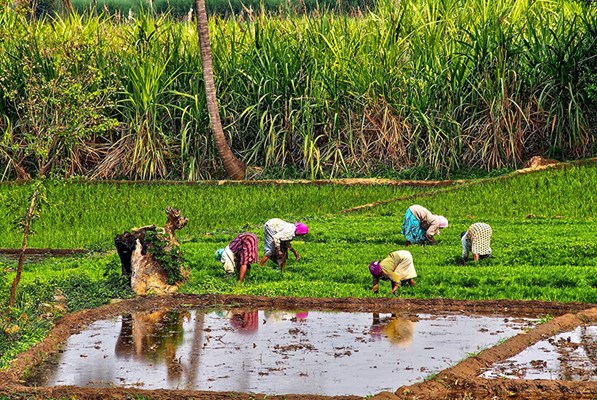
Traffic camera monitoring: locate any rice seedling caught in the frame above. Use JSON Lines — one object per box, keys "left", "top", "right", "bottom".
{"left": 365, "top": 163, "right": 597, "bottom": 219}
{"left": 0, "top": 180, "right": 431, "bottom": 249}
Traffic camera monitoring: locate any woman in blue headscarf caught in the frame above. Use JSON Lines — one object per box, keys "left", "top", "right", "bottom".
{"left": 401, "top": 204, "right": 448, "bottom": 245}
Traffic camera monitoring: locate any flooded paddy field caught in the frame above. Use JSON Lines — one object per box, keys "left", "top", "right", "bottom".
{"left": 395, "top": 306, "right": 597, "bottom": 400}
{"left": 481, "top": 325, "right": 597, "bottom": 381}
{"left": 2, "top": 294, "right": 595, "bottom": 400}
{"left": 25, "top": 309, "right": 535, "bottom": 396}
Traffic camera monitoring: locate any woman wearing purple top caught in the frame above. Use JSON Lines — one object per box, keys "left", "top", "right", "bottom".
{"left": 215, "top": 232, "right": 259, "bottom": 282}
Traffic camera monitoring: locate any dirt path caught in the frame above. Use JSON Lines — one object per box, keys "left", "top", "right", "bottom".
{"left": 1, "top": 295, "right": 595, "bottom": 400}
{"left": 0, "top": 248, "right": 87, "bottom": 262}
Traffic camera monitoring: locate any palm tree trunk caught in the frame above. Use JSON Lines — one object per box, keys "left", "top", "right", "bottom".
{"left": 62, "top": 0, "right": 74, "bottom": 14}
{"left": 194, "top": 0, "right": 246, "bottom": 180}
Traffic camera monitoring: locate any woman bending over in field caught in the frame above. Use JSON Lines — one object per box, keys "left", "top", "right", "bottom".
{"left": 401, "top": 204, "right": 448, "bottom": 245}
{"left": 259, "top": 218, "right": 308, "bottom": 270}
{"left": 460, "top": 222, "right": 492, "bottom": 263}
{"left": 369, "top": 250, "right": 417, "bottom": 294}
{"left": 215, "top": 232, "right": 259, "bottom": 283}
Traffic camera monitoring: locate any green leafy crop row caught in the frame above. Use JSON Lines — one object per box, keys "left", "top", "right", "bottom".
{"left": 0, "top": 181, "right": 429, "bottom": 249}
{"left": 180, "top": 216, "right": 597, "bottom": 302}
{"left": 365, "top": 164, "right": 597, "bottom": 220}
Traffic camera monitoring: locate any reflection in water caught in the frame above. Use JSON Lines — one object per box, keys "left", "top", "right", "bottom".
{"left": 370, "top": 313, "right": 416, "bottom": 348}
{"left": 569, "top": 325, "right": 597, "bottom": 380}
{"left": 295, "top": 311, "right": 309, "bottom": 321}
{"left": 264, "top": 310, "right": 309, "bottom": 323}
{"left": 31, "top": 309, "right": 535, "bottom": 396}
{"left": 115, "top": 310, "right": 192, "bottom": 384}
{"left": 229, "top": 310, "right": 259, "bottom": 333}
{"left": 214, "top": 309, "right": 308, "bottom": 392}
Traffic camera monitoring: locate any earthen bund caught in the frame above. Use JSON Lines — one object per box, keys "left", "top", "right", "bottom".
{"left": 1, "top": 294, "right": 596, "bottom": 400}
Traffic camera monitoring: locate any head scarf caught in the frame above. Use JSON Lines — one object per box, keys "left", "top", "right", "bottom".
{"left": 437, "top": 215, "right": 449, "bottom": 228}
{"left": 214, "top": 248, "right": 225, "bottom": 261}
{"left": 295, "top": 222, "right": 309, "bottom": 236}
{"left": 369, "top": 261, "right": 382, "bottom": 277}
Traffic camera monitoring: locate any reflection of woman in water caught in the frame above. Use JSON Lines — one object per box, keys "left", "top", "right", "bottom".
{"left": 264, "top": 310, "right": 309, "bottom": 323}
{"left": 229, "top": 310, "right": 259, "bottom": 333}
{"left": 370, "top": 313, "right": 416, "bottom": 348}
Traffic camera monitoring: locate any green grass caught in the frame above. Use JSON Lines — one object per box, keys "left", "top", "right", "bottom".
{"left": 365, "top": 163, "right": 597, "bottom": 220}
{"left": 1, "top": 163, "right": 597, "bottom": 369}
{"left": 0, "top": 181, "right": 431, "bottom": 249}
{"left": 178, "top": 216, "right": 597, "bottom": 302}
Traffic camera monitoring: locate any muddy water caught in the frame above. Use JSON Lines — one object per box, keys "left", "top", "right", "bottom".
{"left": 482, "top": 325, "right": 597, "bottom": 381}
{"left": 28, "top": 309, "right": 535, "bottom": 396}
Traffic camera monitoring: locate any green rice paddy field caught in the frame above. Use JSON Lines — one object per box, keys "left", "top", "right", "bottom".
{"left": 1, "top": 162, "right": 596, "bottom": 367}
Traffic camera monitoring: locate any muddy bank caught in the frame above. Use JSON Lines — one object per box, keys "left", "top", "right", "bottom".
{"left": 0, "top": 248, "right": 87, "bottom": 261}
{"left": 0, "top": 295, "right": 594, "bottom": 400}
{"left": 482, "top": 325, "right": 597, "bottom": 381}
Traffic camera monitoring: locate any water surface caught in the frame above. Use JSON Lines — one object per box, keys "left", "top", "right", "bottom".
{"left": 29, "top": 308, "right": 536, "bottom": 396}
{"left": 482, "top": 325, "right": 597, "bottom": 381}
